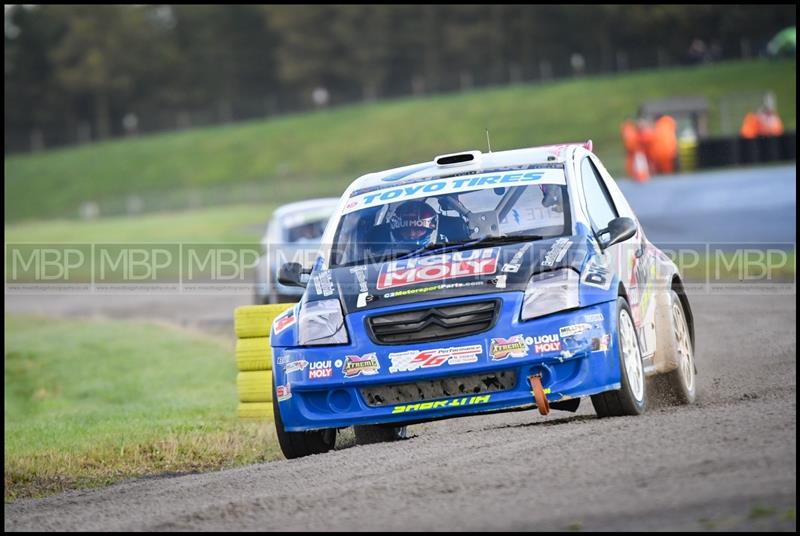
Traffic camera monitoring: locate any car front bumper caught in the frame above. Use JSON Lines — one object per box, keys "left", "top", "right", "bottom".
{"left": 273, "top": 292, "right": 620, "bottom": 431}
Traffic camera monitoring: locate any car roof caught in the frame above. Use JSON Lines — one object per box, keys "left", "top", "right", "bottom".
{"left": 272, "top": 197, "right": 341, "bottom": 220}
{"left": 347, "top": 141, "right": 592, "bottom": 193}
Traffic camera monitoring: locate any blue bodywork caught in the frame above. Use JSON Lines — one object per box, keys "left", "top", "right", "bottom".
{"left": 271, "top": 227, "right": 624, "bottom": 432}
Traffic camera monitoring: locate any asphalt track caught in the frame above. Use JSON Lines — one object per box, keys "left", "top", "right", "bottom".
{"left": 4, "top": 165, "right": 797, "bottom": 531}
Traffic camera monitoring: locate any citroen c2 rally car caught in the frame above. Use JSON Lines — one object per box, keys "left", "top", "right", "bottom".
{"left": 270, "top": 142, "right": 697, "bottom": 459}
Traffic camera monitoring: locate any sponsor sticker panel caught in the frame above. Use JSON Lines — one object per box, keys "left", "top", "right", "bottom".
{"left": 391, "top": 394, "right": 492, "bottom": 414}
{"left": 343, "top": 169, "right": 566, "bottom": 215}
{"left": 342, "top": 353, "right": 381, "bottom": 378}
{"left": 490, "top": 334, "right": 563, "bottom": 360}
{"left": 276, "top": 384, "right": 292, "bottom": 402}
{"left": 388, "top": 344, "right": 482, "bottom": 373}
{"left": 377, "top": 248, "right": 499, "bottom": 290}
{"left": 284, "top": 360, "right": 309, "bottom": 374}
{"left": 308, "top": 360, "right": 334, "bottom": 379}
{"left": 274, "top": 310, "right": 296, "bottom": 334}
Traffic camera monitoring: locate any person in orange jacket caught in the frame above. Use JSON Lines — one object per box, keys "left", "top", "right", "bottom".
{"left": 621, "top": 118, "right": 650, "bottom": 182}
{"left": 650, "top": 115, "right": 678, "bottom": 174}
{"left": 741, "top": 96, "right": 785, "bottom": 138}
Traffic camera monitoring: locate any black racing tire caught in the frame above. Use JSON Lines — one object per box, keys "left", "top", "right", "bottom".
{"left": 353, "top": 424, "right": 408, "bottom": 445}
{"left": 658, "top": 289, "right": 697, "bottom": 405}
{"left": 591, "top": 297, "right": 648, "bottom": 418}
{"left": 272, "top": 384, "right": 336, "bottom": 459}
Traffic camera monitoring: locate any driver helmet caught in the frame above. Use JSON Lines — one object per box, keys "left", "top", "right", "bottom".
{"left": 389, "top": 200, "right": 438, "bottom": 247}
{"left": 540, "top": 184, "right": 563, "bottom": 212}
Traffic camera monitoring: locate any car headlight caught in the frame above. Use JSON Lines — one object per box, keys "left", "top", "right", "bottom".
{"left": 521, "top": 268, "right": 580, "bottom": 321}
{"left": 298, "top": 298, "right": 349, "bottom": 346}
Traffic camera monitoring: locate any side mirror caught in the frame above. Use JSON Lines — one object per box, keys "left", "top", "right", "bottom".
{"left": 278, "top": 262, "right": 310, "bottom": 288}
{"left": 598, "top": 217, "right": 637, "bottom": 249}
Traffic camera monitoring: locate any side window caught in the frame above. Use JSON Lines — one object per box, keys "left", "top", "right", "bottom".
{"left": 580, "top": 157, "right": 618, "bottom": 233}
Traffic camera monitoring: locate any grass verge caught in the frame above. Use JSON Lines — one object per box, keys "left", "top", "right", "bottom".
{"left": 4, "top": 203, "right": 273, "bottom": 244}
{"left": 4, "top": 315, "right": 281, "bottom": 502}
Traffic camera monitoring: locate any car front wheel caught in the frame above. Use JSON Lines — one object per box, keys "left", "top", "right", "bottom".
{"left": 591, "top": 297, "right": 648, "bottom": 417}
{"left": 272, "top": 385, "right": 336, "bottom": 459}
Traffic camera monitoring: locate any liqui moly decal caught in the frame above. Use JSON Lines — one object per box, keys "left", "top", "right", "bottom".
{"left": 389, "top": 344, "right": 482, "bottom": 373}
{"left": 489, "top": 335, "right": 530, "bottom": 360}
{"left": 531, "top": 334, "right": 561, "bottom": 353}
{"left": 273, "top": 310, "right": 296, "bottom": 334}
{"left": 308, "top": 360, "right": 333, "bottom": 380}
{"left": 342, "top": 353, "right": 380, "bottom": 378}
{"left": 377, "top": 248, "right": 499, "bottom": 290}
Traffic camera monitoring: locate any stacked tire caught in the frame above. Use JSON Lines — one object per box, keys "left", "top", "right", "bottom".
{"left": 234, "top": 304, "right": 293, "bottom": 420}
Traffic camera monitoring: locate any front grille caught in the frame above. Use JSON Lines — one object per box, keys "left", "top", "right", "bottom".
{"left": 367, "top": 300, "right": 499, "bottom": 344}
{"left": 361, "top": 369, "right": 517, "bottom": 407}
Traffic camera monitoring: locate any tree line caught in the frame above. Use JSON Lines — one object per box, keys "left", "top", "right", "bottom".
{"left": 4, "top": 5, "right": 795, "bottom": 153}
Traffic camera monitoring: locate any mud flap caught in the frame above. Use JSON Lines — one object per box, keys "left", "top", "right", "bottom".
{"left": 528, "top": 375, "right": 550, "bottom": 416}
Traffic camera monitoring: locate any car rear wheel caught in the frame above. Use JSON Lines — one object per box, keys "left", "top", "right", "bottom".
{"left": 591, "top": 297, "right": 648, "bottom": 417}
{"left": 656, "top": 289, "right": 697, "bottom": 404}
{"left": 272, "top": 385, "right": 336, "bottom": 459}
{"left": 353, "top": 424, "right": 408, "bottom": 445}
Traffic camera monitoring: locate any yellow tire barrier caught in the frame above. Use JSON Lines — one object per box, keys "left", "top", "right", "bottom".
{"left": 234, "top": 304, "right": 293, "bottom": 339}
{"left": 236, "top": 337, "right": 273, "bottom": 371}
{"left": 237, "top": 370, "right": 273, "bottom": 403}
{"left": 237, "top": 402, "right": 274, "bottom": 420}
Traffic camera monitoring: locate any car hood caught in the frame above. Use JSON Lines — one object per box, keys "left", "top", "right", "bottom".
{"left": 306, "top": 237, "right": 591, "bottom": 314}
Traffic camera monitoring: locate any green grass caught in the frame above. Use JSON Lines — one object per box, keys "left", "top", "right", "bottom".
{"left": 5, "top": 203, "right": 272, "bottom": 244}
{"left": 4, "top": 315, "right": 281, "bottom": 502}
{"left": 5, "top": 59, "right": 796, "bottom": 223}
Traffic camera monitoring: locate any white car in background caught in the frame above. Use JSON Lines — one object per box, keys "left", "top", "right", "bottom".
{"left": 254, "top": 198, "right": 340, "bottom": 304}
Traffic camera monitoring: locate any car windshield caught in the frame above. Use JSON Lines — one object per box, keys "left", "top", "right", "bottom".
{"left": 286, "top": 219, "right": 327, "bottom": 242}
{"left": 330, "top": 168, "right": 571, "bottom": 267}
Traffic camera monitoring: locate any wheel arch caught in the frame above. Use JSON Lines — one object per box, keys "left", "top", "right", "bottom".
{"left": 617, "top": 281, "right": 629, "bottom": 301}
{"left": 671, "top": 274, "right": 695, "bottom": 353}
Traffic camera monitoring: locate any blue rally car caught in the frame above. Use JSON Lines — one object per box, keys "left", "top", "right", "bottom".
{"left": 270, "top": 142, "right": 697, "bottom": 458}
